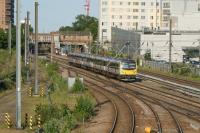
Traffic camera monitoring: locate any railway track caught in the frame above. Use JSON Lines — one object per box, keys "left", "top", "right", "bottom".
{"left": 71, "top": 66, "right": 185, "bottom": 133}
{"left": 69, "top": 70, "right": 135, "bottom": 133}
{"left": 48, "top": 55, "right": 200, "bottom": 132}
{"left": 139, "top": 70, "right": 200, "bottom": 89}
{"left": 86, "top": 83, "right": 118, "bottom": 133}
{"left": 55, "top": 60, "right": 181, "bottom": 133}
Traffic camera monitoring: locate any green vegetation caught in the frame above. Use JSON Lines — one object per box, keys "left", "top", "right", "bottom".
{"left": 71, "top": 78, "right": 86, "bottom": 93}
{"left": 185, "top": 49, "right": 199, "bottom": 58}
{"left": 59, "top": 14, "right": 98, "bottom": 40}
{"left": 36, "top": 104, "right": 76, "bottom": 133}
{"left": 30, "top": 60, "right": 96, "bottom": 132}
{"left": 139, "top": 63, "right": 200, "bottom": 82}
{"left": 74, "top": 96, "right": 95, "bottom": 122}
{"left": 0, "top": 49, "right": 16, "bottom": 91}
{"left": 144, "top": 52, "right": 151, "bottom": 61}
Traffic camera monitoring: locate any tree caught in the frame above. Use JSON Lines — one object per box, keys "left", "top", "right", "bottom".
{"left": 0, "top": 29, "right": 8, "bottom": 49}
{"left": 144, "top": 51, "right": 151, "bottom": 61}
{"left": 59, "top": 26, "right": 74, "bottom": 32}
{"left": 59, "top": 14, "right": 98, "bottom": 40}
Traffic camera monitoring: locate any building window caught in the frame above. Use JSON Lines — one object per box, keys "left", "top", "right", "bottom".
{"left": 163, "top": 16, "right": 169, "bottom": 21}
{"left": 163, "top": 9, "right": 170, "bottom": 15}
{"left": 133, "top": 22, "right": 138, "bottom": 26}
{"left": 120, "top": 22, "right": 122, "bottom": 26}
{"left": 198, "top": 4, "right": 200, "bottom": 11}
{"left": 151, "top": 2, "right": 154, "bottom": 6}
{"left": 102, "top": 1, "right": 107, "bottom": 5}
{"left": 141, "top": 2, "right": 145, "bottom": 6}
{"left": 163, "top": 2, "right": 170, "bottom": 8}
{"left": 133, "top": 9, "right": 138, "bottom": 12}
{"left": 141, "top": 16, "right": 145, "bottom": 19}
{"left": 141, "top": 9, "right": 145, "bottom": 12}
{"left": 120, "top": 2, "right": 123, "bottom": 5}
{"left": 150, "top": 16, "right": 154, "bottom": 20}
{"left": 156, "top": 2, "right": 159, "bottom": 6}
{"left": 128, "top": 2, "right": 131, "bottom": 5}
{"left": 112, "top": 15, "right": 115, "bottom": 19}
{"left": 119, "top": 15, "right": 122, "bottom": 19}
{"left": 133, "top": 2, "right": 139, "bottom": 5}
{"left": 133, "top": 16, "right": 138, "bottom": 19}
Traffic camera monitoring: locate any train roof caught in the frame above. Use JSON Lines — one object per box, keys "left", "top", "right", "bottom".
{"left": 69, "top": 53, "right": 135, "bottom": 63}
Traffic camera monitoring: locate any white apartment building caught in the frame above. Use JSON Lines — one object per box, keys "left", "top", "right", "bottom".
{"left": 99, "top": 0, "right": 200, "bottom": 43}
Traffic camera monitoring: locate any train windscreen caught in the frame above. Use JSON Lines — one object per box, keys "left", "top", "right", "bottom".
{"left": 122, "top": 62, "right": 136, "bottom": 69}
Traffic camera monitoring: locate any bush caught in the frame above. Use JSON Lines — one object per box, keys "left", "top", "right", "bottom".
{"left": 179, "top": 67, "right": 191, "bottom": 76}
{"left": 71, "top": 78, "right": 86, "bottom": 93}
{"left": 36, "top": 104, "right": 76, "bottom": 132}
{"left": 35, "top": 104, "right": 62, "bottom": 123}
{"left": 74, "top": 96, "right": 95, "bottom": 121}
{"left": 43, "top": 118, "right": 60, "bottom": 133}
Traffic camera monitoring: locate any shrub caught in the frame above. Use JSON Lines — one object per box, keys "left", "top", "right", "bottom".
{"left": 179, "top": 67, "right": 191, "bottom": 76}
{"left": 35, "top": 104, "right": 61, "bottom": 123}
{"left": 74, "top": 96, "right": 95, "bottom": 121}
{"left": 36, "top": 104, "right": 76, "bottom": 132}
{"left": 43, "top": 118, "right": 60, "bottom": 133}
{"left": 71, "top": 78, "right": 86, "bottom": 93}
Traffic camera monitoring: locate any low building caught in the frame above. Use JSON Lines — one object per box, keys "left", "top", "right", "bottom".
{"left": 109, "top": 27, "right": 200, "bottom": 62}
{"left": 29, "top": 31, "right": 93, "bottom": 54}
{"left": 59, "top": 31, "right": 93, "bottom": 44}
{"left": 140, "top": 32, "right": 200, "bottom": 62}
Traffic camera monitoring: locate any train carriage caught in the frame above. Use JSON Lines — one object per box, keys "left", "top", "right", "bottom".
{"left": 68, "top": 53, "right": 137, "bottom": 81}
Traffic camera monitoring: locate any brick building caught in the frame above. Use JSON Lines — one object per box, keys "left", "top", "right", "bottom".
{"left": 0, "top": 0, "right": 14, "bottom": 29}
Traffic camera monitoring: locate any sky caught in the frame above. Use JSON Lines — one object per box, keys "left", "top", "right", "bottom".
{"left": 20, "top": 0, "right": 99, "bottom": 32}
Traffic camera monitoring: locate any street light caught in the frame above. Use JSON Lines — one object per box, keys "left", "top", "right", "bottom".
{"left": 16, "top": 0, "right": 21, "bottom": 128}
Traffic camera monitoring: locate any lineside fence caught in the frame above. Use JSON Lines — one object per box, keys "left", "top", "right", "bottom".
{"left": 142, "top": 60, "right": 200, "bottom": 77}
{"left": 142, "top": 61, "right": 171, "bottom": 72}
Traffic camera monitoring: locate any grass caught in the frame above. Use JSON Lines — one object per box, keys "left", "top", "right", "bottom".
{"left": 21, "top": 59, "right": 96, "bottom": 132}
{"left": 0, "top": 49, "right": 16, "bottom": 91}
{"left": 0, "top": 55, "right": 96, "bottom": 133}
{"left": 139, "top": 66, "right": 200, "bottom": 83}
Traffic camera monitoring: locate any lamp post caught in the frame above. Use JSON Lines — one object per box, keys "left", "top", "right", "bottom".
{"left": 34, "top": 0, "right": 39, "bottom": 95}
{"left": 16, "top": 0, "right": 21, "bottom": 128}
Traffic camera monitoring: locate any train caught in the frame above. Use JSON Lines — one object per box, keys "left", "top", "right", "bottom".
{"left": 68, "top": 53, "right": 137, "bottom": 81}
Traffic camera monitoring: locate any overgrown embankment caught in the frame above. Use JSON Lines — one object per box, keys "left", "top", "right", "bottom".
{"left": 32, "top": 60, "right": 96, "bottom": 133}
{"left": 0, "top": 49, "right": 16, "bottom": 91}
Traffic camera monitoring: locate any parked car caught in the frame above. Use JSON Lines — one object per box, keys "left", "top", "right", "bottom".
{"left": 190, "top": 61, "right": 200, "bottom": 68}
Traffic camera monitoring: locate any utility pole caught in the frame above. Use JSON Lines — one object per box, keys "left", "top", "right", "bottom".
{"left": 24, "top": 18, "right": 27, "bottom": 66}
{"left": 169, "top": 17, "right": 172, "bottom": 70}
{"left": 126, "top": 41, "right": 130, "bottom": 59}
{"left": 51, "top": 41, "right": 53, "bottom": 62}
{"left": 89, "top": 32, "right": 91, "bottom": 54}
{"left": 27, "top": 11, "right": 30, "bottom": 64}
{"left": 34, "top": 1, "right": 39, "bottom": 95}
{"left": 8, "top": 21, "right": 12, "bottom": 55}
{"left": 16, "top": 0, "right": 21, "bottom": 128}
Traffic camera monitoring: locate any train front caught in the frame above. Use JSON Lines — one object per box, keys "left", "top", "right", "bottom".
{"left": 119, "top": 60, "right": 137, "bottom": 81}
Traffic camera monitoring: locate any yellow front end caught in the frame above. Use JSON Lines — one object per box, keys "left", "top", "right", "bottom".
{"left": 120, "top": 69, "right": 137, "bottom": 76}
